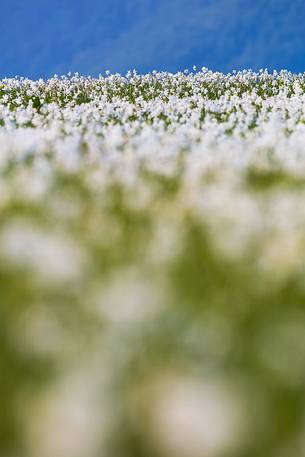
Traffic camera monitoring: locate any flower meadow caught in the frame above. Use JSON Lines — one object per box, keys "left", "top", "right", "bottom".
{"left": 2, "top": 68, "right": 305, "bottom": 456}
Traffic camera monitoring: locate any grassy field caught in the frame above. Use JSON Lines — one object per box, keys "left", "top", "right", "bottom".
{"left": 1, "top": 69, "right": 305, "bottom": 457}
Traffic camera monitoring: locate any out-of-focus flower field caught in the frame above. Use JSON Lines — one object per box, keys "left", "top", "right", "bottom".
{"left": 1, "top": 68, "right": 305, "bottom": 457}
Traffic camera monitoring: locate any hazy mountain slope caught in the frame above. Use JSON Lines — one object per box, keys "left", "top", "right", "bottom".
{"left": 1, "top": 0, "right": 305, "bottom": 78}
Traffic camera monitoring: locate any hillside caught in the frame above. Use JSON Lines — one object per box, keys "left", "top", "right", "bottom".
{"left": 1, "top": 69, "right": 305, "bottom": 456}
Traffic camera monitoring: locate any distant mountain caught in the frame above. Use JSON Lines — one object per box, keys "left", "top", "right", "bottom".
{"left": 1, "top": 0, "right": 305, "bottom": 79}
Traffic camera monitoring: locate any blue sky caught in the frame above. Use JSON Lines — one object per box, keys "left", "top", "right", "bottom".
{"left": 1, "top": 0, "right": 305, "bottom": 79}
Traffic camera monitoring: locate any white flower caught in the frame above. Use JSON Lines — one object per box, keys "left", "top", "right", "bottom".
{"left": 131, "top": 373, "right": 246, "bottom": 457}
{"left": 0, "top": 221, "right": 86, "bottom": 284}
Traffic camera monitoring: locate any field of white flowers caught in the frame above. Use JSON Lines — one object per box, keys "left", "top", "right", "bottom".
{"left": 1, "top": 68, "right": 305, "bottom": 457}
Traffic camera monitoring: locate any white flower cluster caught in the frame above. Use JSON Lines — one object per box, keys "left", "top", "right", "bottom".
{"left": 1, "top": 69, "right": 305, "bottom": 457}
